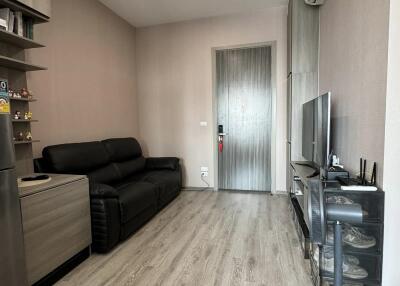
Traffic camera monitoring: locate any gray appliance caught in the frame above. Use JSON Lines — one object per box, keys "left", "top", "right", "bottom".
{"left": 0, "top": 79, "right": 28, "bottom": 285}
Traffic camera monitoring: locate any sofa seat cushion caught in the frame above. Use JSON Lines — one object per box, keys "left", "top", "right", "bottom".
{"left": 117, "top": 182, "right": 157, "bottom": 223}
{"left": 142, "top": 170, "right": 181, "bottom": 201}
{"left": 111, "top": 172, "right": 148, "bottom": 189}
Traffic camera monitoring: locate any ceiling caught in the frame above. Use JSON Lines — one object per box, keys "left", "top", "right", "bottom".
{"left": 99, "top": 0, "right": 289, "bottom": 27}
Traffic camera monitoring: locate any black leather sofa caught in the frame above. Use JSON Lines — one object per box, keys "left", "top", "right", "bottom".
{"left": 34, "top": 138, "right": 182, "bottom": 253}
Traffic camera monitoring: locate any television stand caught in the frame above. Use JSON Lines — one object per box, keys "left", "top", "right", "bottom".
{"left": 307, "top": 169, "right": 320, "bottom": 178}
{"left": 295, "top": 162, "right": 320, "bottom": 178}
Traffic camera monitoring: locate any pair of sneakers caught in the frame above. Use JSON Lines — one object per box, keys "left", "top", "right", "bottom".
{"left": 327, "top": 195, "right": 354, "bottom": 205}
{"left": 326, "top": 224, "right": 376, "bottom": 249}
{"left": 314, "top": 248, "right": 368, "bottom": 280}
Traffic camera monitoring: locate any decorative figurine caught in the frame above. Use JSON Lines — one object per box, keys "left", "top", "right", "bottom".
{"left": 14, "top": 111, "right": 21, "bottom": 120}
{"left": 25, "top": 131, "right": 32, "bottom": 141}
{"left": 24, "top": 112, "right": 32, "bottom": 120}
{"left": 20, "top": 88, "right": 33, "bottom": 99}
{"left": 20, "top": 88, "right": 29, "bottom": 98}
{"left": 12, "top": 91, "right": 21, "bottom": 98}
{"left": 16, "top": 132, "right": 24, "bottom": 141}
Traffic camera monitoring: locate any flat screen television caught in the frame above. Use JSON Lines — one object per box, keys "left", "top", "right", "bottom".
{"left": 302, "top": 92, "right": 331, "bottom": 169}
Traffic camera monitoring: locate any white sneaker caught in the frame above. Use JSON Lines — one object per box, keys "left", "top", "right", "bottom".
{"left": 343, "top": 225, "right": 376, "bottom": 249}
{"left": 321, "top": 249, "right": 368, "bottom": 280}
{"left": 327, "top": 195, "right": 354, "bottom": 204}
{"left": 322, "top": 248, "right": 360, "bottom": 265}
{"left": 326, "top": 225, "right": 376, "bottom": 249}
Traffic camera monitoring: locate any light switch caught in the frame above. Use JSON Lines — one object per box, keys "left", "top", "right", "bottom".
{"left": 200, "top": 121, "right": 208, "bottom": 127}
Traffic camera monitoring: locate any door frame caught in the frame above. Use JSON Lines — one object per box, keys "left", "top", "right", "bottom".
{"left": 211, "top": 41, "right": 278, "bottom": 193}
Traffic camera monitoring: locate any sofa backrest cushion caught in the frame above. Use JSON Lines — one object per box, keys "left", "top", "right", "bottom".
{"left": 115, "top": 157, "right": 146, "bottom": 178}
{"left": 102, "top": 138, "right": 142, "bottom": 162}
{"left": 87, "top": 164, "right": 121, "bottom": 185}
{"left": 102, "top": 138, "right": 145, "bottom": 178}
{"left": 43, "top": 141, "right": 111, "bottom": 173}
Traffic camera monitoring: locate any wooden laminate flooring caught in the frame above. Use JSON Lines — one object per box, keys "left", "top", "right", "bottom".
{"left": 57, "top": 190, "right": 311, "bottom": 286}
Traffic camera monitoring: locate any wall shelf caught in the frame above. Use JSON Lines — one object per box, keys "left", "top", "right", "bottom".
{"left": 0, "top": 0, "right": 49, "bottom": 23}
{"left": 9, "top": 97, "right": 37, "bottom": 102}
{"left": 12, "top": 119, "right": 38, "bottom": 123}
{"left": 0, "top": 29, "right": 45, "bottom": 49}
{"left": 14, "top": 140, "right": 39, "bottom": 145}
{"left": 0, "top": 55, "right": 46, "bottom": 71}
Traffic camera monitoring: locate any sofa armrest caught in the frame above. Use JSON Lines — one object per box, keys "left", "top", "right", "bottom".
{"left": 33, "top": 157, "right": 52, "bottom": 173}
{"left": 90, "top": 183, "right": 119, "bottom": 199}
{"left": 145, "top": 157, "right": 179, "bottom": 171}
{"left": 90, "top": 197, "right": 120, "bottom": 253}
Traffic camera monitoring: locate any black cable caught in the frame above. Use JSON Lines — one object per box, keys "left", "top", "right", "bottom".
{"left": 200, "top": 175, "right": 210, "bottom": 191}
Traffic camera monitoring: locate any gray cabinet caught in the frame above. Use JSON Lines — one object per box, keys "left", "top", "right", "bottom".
{"left": 290, "top": 0, "right": 319, "bottom": 74}
{"left": 286, "top": 0, "right": 319, "bottom": 190}
{"left": 19, "top": 174, "right": 91, "bottom": 285}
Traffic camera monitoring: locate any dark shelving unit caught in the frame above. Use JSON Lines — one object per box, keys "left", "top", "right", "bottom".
{"left": 0, "top": 0, "right": 49, "bottom": 23}
{"left": 310, "top": 186, "right": 385, "bottom": 286}
{"left": 0, "top": 0, "right": 49, "bottom": 176}
{"left": 289, "top": 162, "right": 385, "bottom": 286}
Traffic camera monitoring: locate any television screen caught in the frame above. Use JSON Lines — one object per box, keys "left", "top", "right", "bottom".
{"left": 314, "top": 92, "right": 331, "bottom": 168}
{"left": 302, "top": 100, "right": 314, "bottom": 162}
{"left": 302, "top": 92, "right": 331, "bottom": 168}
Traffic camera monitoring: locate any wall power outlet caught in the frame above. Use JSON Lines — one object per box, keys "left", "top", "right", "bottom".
{"left": 200, "top": 167, "right": 209, "bottom": 177}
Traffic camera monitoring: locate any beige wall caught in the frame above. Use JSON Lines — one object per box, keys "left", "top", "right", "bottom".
{"left": 26, "top": 0, "right": 138, "bottom": 157}
{"left": 383, "top": 0, "right": 400, "bottom": 283}
{"left": 16, "top": 0, "right": 51, "bottom": 16}
{"left": 319, "top": 0, "right": 390, "bottom": 187}
{"left": 136, "top": 7, "right": 288, "bottom": 189}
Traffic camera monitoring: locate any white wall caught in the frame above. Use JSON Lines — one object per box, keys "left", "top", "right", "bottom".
{"left": 27, "top": 0, "right": 139, "bottom": 157}
{"left": 136, "top": 7, "right": 288, "bottom": 190}
{"left": 319, "top": 0, "right": 390, "bottom": 187}
{"left": 382, "top": 0, "right": 400, "bottom": 284}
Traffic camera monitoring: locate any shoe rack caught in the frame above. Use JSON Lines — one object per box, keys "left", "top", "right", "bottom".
{"left": 0, "top": 0, "right": 49, "bottom": 176}
{"left": 310, "top": 184, "right": 385, "bottom": 286}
